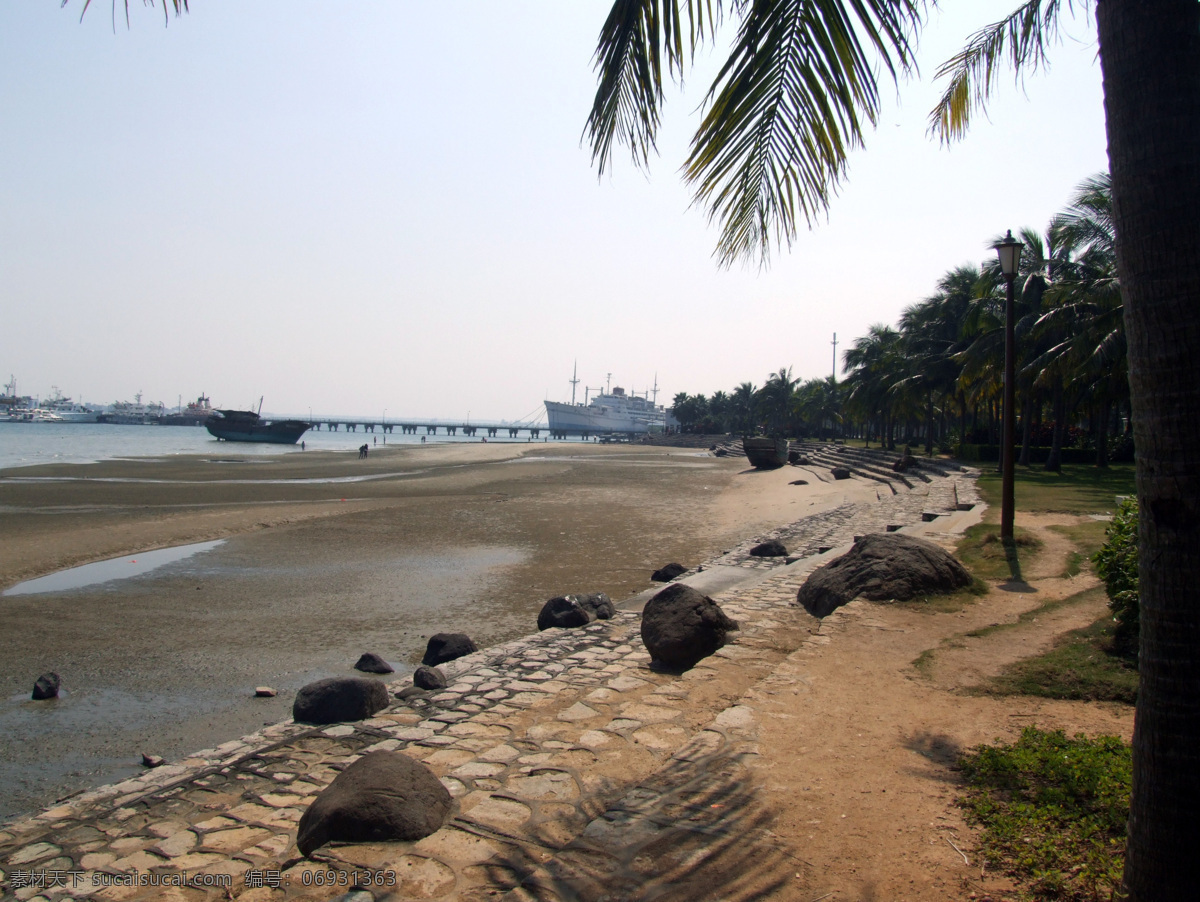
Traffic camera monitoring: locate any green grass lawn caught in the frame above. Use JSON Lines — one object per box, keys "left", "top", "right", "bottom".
{"left": 974, "top": 462, "right": 1135, "bottom": 516}
{"left": 987, "top": 613, "right": 1139, "bottom": 705}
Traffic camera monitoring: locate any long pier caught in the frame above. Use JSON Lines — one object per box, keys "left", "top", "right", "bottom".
{"left": 300, "top": 417, "right": 639, "bottom": 441}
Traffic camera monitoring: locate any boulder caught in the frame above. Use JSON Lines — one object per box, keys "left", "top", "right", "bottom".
{"left": 651, "top": 562, "right": 687, "bottom": 582}
{"left": 413, "top": 665, "right": 446, "bottom": 690}
{"left": 538, "top": 596, "right": 590, "bottom": 630}
{"left": 254, "top": 686, "right": 277, "bottom": 698}
{"left": 354, "top": 653, "right": 394, "bottom": 675}
{"left": 749, "top": 540, "right": 788, "bottom": 557}
{"left": 297, "top": 751, "right": 452, "bottom": 856}
{"left": 293, "top": 677, "right": 389, "bottom": 725}
{"left": 796, "top": 533, "right": 973, "bottom": 618}
{"left": 577, "top": 592, "right": 615, "bottom": 620}
{"left": 537, "top": 593, "right": 615, "bottom": 631}
{"left": 421, "top": 633, "right": 477, "bottom": 666}
{"left": 31, "top": 672, "right": 60, "bottom": 700}
{"left": 640, "top": 583, "right": 739, "bottom": 670}
{"left": 141, "top": 753, "right": 164, "bottom": 768}
{"left": 787, "top": 449, "right": 801, "bottom": 464}
{"left": 892, "top": 455, "right": 920, "bottom": 472}
{"left": 830, "top": 467, "right": 852, "bottom": 480}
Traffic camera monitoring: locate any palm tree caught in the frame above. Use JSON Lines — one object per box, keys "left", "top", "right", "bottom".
{"left": 756, "top": 367, "right": 799, "bottom": 437}
{"left": 587, "top": 3, "right": 1200, "bottom": 895}
{"left": 730, "top": 381, "right": 758, "bottom": 435}
{"left": 842, "top": 324, "right": 901, "bottom": 449}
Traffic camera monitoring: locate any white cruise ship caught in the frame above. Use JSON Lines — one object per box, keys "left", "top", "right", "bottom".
{"left": 544, "top": 370, "right": 667, "bottom": 434}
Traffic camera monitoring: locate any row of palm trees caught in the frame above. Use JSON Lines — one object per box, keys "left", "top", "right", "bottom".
{"left": 671, "top": 172, "right": 1125, "bottom": 470}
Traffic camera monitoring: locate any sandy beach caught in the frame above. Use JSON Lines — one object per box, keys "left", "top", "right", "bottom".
{"left": 0, "top": 442, "right": 878, "bottom": 823}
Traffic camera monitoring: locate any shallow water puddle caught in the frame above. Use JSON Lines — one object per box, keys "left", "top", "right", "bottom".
{"left": 2, "top": 540, "right": 225, "bottom": 596}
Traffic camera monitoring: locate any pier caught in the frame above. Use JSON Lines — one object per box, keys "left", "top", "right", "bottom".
{"left": 300, "top": 417, "right": 641, "bottom": 441}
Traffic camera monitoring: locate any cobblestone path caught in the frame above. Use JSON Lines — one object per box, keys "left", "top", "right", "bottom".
{"left": 0, "top": 469, "right": 978, "bottom": 902}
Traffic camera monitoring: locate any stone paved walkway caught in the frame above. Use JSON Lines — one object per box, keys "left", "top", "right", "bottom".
{"left": 0, "top": 467, "right": 978, "bottom": 902}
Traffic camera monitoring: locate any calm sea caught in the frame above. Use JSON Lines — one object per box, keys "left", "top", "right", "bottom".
{"left": 0, "top": 421, "right": 535, "bottom": 472}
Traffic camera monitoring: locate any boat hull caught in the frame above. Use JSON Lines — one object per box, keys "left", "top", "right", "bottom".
{"left": 205, "top": 410, "right": 310, "bottom": 444}
{"left": 743, "top": 437, "right": 789, "bottom": 469}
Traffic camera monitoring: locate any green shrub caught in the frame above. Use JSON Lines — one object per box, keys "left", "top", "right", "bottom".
{"left": 958, "top": 727, "right": 1131, "bottom": 901}
{"left": 1094, "top": 498, "right": 1139, "bottom": 656}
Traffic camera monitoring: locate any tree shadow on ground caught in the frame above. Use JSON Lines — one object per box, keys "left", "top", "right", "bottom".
{"left": 455, "top": 735, "right": 800, "bottom": 901}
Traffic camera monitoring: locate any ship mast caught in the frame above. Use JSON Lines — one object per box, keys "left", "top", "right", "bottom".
{"left": 569, "top": 361, "right": 579, "bottom": 406}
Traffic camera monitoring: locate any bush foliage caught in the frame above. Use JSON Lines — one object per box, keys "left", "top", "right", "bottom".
{"left": 1093, "top": 497, "right": 1139, "bottom": 656}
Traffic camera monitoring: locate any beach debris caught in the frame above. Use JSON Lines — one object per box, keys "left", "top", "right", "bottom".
{"left": 293, "top": 677, "right": 389, "bottom": 725}
{"left": 413, "top": 665, "right": 446, "bottom": 690}
{"left": 31, "top": 672, "right": 60, "bottom": 700}
{"left": 831, "top": 467, "right": 852, "bottom": 480}
{"left": 353, "top": 652, "right": 394, "bottom": 674}
{"left": 297, "top": 750, "right": 451, "bottom": 857}
{"left": 651, "top": 562, "right": 687, "bottom": 582}
{"left": 749, "top": 540, "right": 789, "bottom": 557}
{"left": 254, "top": 686, "right": 277, "bottom": 697}
{"left": 640, "top": 583, "right": 739, "bottom": 670}
{"left": 141, "top": 753, "right": 164, "bottom": 768}
{"left": 421, "top": 633, "right": 478, "bottom": 666}
{"left": 537, "top": 592, "right": 615, "bottom": 631}
{"left": 795, "top": 533, "right": 973, "bottom": 618}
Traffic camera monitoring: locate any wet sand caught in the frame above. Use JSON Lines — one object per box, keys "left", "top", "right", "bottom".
{"left": 0, "top": 442, "right": 877, "bottom": 823}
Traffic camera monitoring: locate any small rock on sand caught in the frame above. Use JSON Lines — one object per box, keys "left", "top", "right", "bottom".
{"left": 32, "top": 672, "right": 60, "bottom": 700}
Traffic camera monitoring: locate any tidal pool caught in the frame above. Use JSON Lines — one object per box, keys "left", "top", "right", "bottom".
{"left": 2, "top": 540, "right": 225, "bottom": 596}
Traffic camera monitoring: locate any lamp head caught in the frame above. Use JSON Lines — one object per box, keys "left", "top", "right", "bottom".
{"left": 995, "top": 230, "right": 1024, "bottom": 280}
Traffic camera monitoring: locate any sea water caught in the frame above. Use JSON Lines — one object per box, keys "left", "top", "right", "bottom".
{"left": 0, "top": 421, "right": 535, "bottom": 472}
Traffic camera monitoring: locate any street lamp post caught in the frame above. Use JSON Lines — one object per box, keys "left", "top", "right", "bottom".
{"left": 995, "top": 230, "right": 1024, "bottom": 541}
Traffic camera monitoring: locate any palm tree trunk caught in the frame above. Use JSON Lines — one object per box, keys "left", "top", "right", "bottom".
{"left": 1045, "top": 376, "right": 1064, "bottom": 472}
{"left": 1099, "top": 2, "right": 1200, "bottom": 898}
{"left": 1096, "top": 397, "right": 1111, "bottom": 468}
{"left": 925, "top": 391, "right": 934, "bottom": 456}
{"left": 1019, "top": 390, "right": 1034, "bottom": 466}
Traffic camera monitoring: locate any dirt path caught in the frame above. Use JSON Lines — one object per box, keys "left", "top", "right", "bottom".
{"left": 745, "top": 511, "right": 1133, "bottom": 902}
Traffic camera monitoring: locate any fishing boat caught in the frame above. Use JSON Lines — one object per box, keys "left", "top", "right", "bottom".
{"left": 99, "top": 392, "right": 166, "bottom": 425}
{"left": 160, "top": 394, "right": 214, "bottom": 427}
{"left": 742, "top": 436, "right": 789, "bottom": 469}
{"left": 205, "top": 403, "right": 311, "bottom": 444}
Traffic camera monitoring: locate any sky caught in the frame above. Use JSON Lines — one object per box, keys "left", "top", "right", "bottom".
{"left": 0, "top": 2, "right": 1109, "bottom": 422}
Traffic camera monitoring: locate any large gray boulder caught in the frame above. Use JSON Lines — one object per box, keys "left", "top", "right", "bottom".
{"left": 536, "top": 592, "right": 615, "bottom": 631}
{"left": 297, "top": 751, "right": 452, "bottom": 856}
{"left": 421, "top": 633, "right": 478, "bottom": 666}
{"left": 293, "top": 677, "right": 389, "bottom": 725}
{"left": 640, "top": 584, "right": 739, "bottom": 670}
{"left": 796, "top": 533, "right": 973, "bottom": 618}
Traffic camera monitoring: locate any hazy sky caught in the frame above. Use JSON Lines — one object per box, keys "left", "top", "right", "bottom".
{"left": 1, "top": 2, "right": 1108, "bottom": 421}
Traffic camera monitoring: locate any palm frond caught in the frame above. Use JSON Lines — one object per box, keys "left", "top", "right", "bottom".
{"left": 585, "top": 1, "right": 721, "bottom": 175}
{"left": 928, "top": 0, "right": 1073, "bottom": 144}
{"left": 683, "top": 0, "right": 923, "bottom": 265}
{"left": 68, "top": 1, "right": 187, "bottom": 28}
